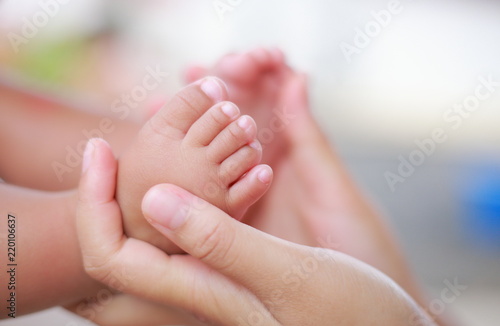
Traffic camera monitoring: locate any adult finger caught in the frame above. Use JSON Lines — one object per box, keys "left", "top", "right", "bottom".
{"left": 76, "top": 140, "right": 277, "bottom": 326}
{"left": 142, "top": 184, "right": 303, "bottom": 298}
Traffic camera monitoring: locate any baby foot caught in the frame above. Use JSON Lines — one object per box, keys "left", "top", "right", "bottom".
{"left": 185, "top": 48, "right": 294, "bottom": 166}
{"left": 117, "top": 77, "right": 273, "bottom": 253}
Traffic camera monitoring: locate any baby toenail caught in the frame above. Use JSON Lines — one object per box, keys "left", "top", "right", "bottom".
{"left": 249, "top": 140, "right": 261, "bottom": 150}
{"left": 257, "top": 166, "right": 272, "bottom": 184}
{"left": 201, "top": 77, "right": 223, "bottom": 102}
{"left": 237, "top": 116, "right": 252, "bottom": 130}
{"left": 221, "top": 103, "right": 239, "bottom": 119}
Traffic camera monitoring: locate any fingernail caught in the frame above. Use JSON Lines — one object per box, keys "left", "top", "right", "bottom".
{"left": 221, "top": 103, "right": 239, "bottom": 119}
{"left": 201, "top": 77, "right": 224, "bottom": 102}
{"left": 143, "top": 187, "right": 188, "bottom": 231}
{"left": 257, "top": 166, "right": 273, "bottom": 184}
{"left": 82, "top": 139, "right": 96, "bottom": 173}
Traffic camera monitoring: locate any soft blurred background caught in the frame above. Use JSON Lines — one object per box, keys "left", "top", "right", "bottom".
{"left": 1, "top": 0, "right": 499, "bottom": 325}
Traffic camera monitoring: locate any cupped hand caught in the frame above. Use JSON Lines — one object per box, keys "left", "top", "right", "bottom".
{"left": 76, "top": 139, "right": 434, "bottom": 326}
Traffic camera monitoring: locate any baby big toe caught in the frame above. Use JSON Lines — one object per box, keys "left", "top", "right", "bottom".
{"left": 148, "top": 77, "right": 228, "bottom": 136}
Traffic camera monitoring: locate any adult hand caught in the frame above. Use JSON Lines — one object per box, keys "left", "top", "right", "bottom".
{"left": 245, "top": 72, "right": 426, "bottom": 305}
{"left": 76, "top": 139, "right": 435, "bottom": 326}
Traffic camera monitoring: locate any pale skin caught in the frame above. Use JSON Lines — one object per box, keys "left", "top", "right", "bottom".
{"left": 76, "top": 138, "right": 437, "bottom": 326}
{"left": 74, "top": 61, "right": 452, "bottom": 325}
{"left": 0, "top": 48, "right": 285, "bottom": 191}
{"left": 119, "top": 48, "right": 292, "bottom": 253}
{"left": 188, "top": 52, "right": 426, "bottom": 304}
{"left": 0, "top": 66, "right": 274, "bottom": 317}
{"left": 0, "top": 48, "right": 285, "bottom": 321}
{"left": 116, "top": 77, "right": 273, "bottom": 252}
{"left": 0, "top": 81, "right": 121, "bottom": 315}
{"left": 0, "top": 77, "right": 133, "bottom": 316}
{"left": 1, "top": 48, "right": 451, "bottom": 324}
{"left": 0, "top": 78, "right": 138, "bottom": 190}
{"left": 0, "top": 184, "right": 100, "bottom": 316}
{"left": 0, "top": 49, "right": 286, "bottom": 255}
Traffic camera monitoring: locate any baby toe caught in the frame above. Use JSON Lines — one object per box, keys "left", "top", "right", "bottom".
{"left": 148, "top": 77, "right": 228, "bottom": 136}
{"left": 184, "top": 102, "right": 240, "bottom": 146}
{"left": 218, "top": 140, "right": 262, "bottom": 186}
{"left": 206, "top": 115, "right": 257, "bottom": 163}
{"left": 226, "top": 164, "right": 273, "bottom": 219}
